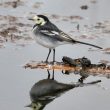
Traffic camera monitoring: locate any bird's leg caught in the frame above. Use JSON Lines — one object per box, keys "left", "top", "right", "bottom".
{"left": 45, "top": 49, "right": 51, "bottom": 62}
{"left": 47, "top": 69, "right": 50, "bottom": 79}
{"left": 52, "top": 69, "right": 54, "bottom": 80}
{"left": 53, "top": 49, "right": 55, "bottom": 63}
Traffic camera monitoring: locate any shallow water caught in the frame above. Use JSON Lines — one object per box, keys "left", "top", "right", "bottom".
{"left": 0, "top": 0, "right": 110, "bottom": 110}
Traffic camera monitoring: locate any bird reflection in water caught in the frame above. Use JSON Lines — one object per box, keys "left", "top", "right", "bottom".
{"left": 26, "top": 70, "right": 101, "bottom": 110}
{"left": 26, "top": 75, "right": 76, "bottom": 109}
{"left": 47, "top": 69, "right": 54, "bottom": 80}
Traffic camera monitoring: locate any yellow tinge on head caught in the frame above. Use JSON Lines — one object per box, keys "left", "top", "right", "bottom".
{"left": 31, "top": 102, "right": 42, "bottom": 110}
{"left": 32, "top": 15, "right": 46, "bottom": 26}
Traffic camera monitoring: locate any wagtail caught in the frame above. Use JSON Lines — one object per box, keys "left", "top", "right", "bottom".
{"left": 29, "top": 15, "right": 102, "bottom": 62}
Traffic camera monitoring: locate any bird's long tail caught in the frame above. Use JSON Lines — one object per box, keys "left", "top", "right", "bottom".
{"left": 75, "top": 40, "right": 102, "bottom": 49}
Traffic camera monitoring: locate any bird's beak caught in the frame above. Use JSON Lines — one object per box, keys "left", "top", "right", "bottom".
{"left": 25, "top": 104, "right": 32, "bottom": 107}
{"left": 28, "top": 18, "right": 34, "bottom": 21}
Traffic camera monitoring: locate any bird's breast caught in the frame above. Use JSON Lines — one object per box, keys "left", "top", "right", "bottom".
{"left": 32, "top": 28, "right": 64, "bottom": 49}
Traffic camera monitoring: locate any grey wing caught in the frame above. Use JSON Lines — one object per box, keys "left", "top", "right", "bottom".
{"left": 59, "top": 31, "right": 76, "bottom": 42}
{"left": 40, "top": 29, "right": 76, "bottom": 43}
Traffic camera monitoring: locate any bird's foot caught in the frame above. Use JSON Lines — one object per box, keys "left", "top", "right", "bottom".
{"left": 43, "top": 60, "right": 57, "bottom": 65}
{"left": 43, "top": 60, "right": 49, "bottom": 64}
{"left": 52, "top": 61, "right": 55, "bottom": 65}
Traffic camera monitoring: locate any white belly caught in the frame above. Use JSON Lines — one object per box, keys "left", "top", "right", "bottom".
{"left": 31, "top": 27, "right": 70, "bottom": 49}
{"left": 34, "top": 34, "right": 59, "bottom": 49}
{"left": 32, "top": 28, "right": 64, "bottom": 49}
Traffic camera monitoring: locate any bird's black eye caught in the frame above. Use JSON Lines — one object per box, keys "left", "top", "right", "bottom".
{"left": 37, "top": 18, "right": 40, "bottom": 21}
{"left": 33, "top": 106, "right": 36, "bottom": 109}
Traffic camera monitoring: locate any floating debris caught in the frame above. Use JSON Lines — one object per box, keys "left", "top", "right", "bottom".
{"left": 99, "top": 60, "right": 110, "bottom": 64}
{"left": 80, "top": 5, "right": 88, "bottom": 10}
{"left": 24, "top": 57, "right": 110, "bottom": 79}
{"left": 103, "top": 48, "right": 110, "bottom": 54}
{"left": 0, "top": 14, "right": 33, "bottom": 44}
{"left": 49, "top": 14, "right": 83, "bottom": 20}
{"left": 68, "top": 15, "right": 83, "bottom": 20}
{"left": 0, "top": 15, "right": 17, "bottom": 23}
{"left": 0, "top": 0, "right": 23, "bottom": 8}
{"left": 33, "top": 2, "right": 43, "bottom": 9}
{"left": 50, "top": 14, "right": 60, "bottom": 19}
{"left": 90, "top": 0, "right": 97, "bottom": 4}
{"left": 24, "top": 61, "right": 76, "bottom": 70}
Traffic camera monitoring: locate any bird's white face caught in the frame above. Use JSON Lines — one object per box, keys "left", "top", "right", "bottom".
{"left": 32, "top": 15, "right": 46, "bottom": 26}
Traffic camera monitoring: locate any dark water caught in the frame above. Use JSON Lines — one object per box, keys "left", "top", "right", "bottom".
{"left": 0, "top": 0, "right": 110, "bottom": 110}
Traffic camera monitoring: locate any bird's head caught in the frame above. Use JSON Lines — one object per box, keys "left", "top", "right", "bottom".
{"left": 28, "top": 15, "right": 49, "bottom": 26}
{"left": 26, "top": 102, "right": 42, "bottom": 110}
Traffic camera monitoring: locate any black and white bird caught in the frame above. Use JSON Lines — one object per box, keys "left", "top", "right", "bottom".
{"left": 26, "top": 78, "right": 78, "bottom": 110}
{"left": 29, "top": 15, "right": 102, "bottom": 62}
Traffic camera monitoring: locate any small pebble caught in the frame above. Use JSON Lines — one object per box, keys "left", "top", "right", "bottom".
{"left": 80, "top": 5, "right": 88, "bottom": 10}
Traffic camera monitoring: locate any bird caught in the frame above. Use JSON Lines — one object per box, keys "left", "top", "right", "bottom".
{"left": 26, "top": 78, "right": 101, "bottom": 110}
{"left": 28, "top": 15, "right": 102, "bottom": 62}
{"left": 26, "top": 78, "right": 78, "bottom": 110}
